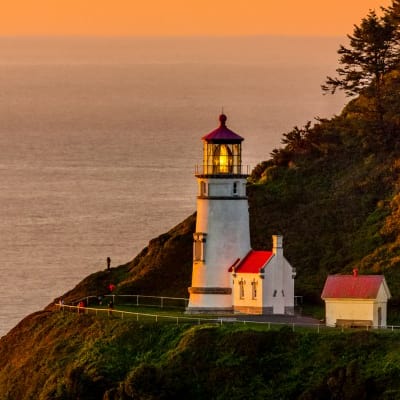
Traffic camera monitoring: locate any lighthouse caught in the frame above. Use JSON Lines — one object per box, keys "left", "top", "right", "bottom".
{"left": 187, "top": 114, "right": 251, "bottom": 313}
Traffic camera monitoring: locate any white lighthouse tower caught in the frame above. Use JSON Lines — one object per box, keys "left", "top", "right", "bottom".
{"left": 187, "top": 114, "right": 251, "bottom": 313}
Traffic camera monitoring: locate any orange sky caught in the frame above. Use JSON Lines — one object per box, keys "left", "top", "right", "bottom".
{"left": 0, "top": 0, "right": 392, "bottom": 36}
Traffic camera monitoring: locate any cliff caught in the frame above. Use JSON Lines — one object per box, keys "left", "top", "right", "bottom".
{"left": 4, "top": 33, "right": 400, "bottom": 399}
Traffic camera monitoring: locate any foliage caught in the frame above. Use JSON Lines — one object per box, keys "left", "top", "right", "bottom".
{"left": 3, "top": 313, "right": 400, "bottom": 399}
{"left": 322, "top": 5, "right": 400, "bottom": 126}
{"left": 322, "top": 10, "right": 400, "bottom": 97}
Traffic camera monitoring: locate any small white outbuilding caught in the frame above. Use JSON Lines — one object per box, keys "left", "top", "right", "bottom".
{"left": 321, "top": 269, "right": 391, "bottom": 328}
{"left": 230, "top": 235, "right": 296, "bottom": 315}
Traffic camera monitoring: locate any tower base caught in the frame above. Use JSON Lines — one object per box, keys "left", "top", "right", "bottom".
{"left": 187, "top": 287, "right": 233, "bottom": 313}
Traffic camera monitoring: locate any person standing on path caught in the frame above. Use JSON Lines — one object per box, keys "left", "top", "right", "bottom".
{"left": 107, "top": 257, "right": 111, "bottom": 271}
{"left": 108, "top": 300, "right": 114, "bottom": 316}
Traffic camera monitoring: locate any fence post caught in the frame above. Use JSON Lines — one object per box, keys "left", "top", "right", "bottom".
{"left": 176, "top": 317, "right": 179, "bottom": 325}
{"left": 161, "top": 297, "right": 164, "bottom": 308}
{"left": 136, "top": 295, "right": 139, "bottom": 306}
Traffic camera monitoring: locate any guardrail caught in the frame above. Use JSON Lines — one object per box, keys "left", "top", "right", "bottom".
{"left": 194, "top": 165, "right": 250, "bottom": 176}
{"left": 55, "top": 304, "right": 400, "bottom": 333}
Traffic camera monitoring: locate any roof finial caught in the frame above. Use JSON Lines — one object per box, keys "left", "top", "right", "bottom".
{"left": 219, "top": 112, "right": 227, "bottom": 127}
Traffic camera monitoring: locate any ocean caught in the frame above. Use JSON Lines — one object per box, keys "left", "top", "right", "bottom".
{"left": 0, "top": 36, "right": 345, "bottom": 336}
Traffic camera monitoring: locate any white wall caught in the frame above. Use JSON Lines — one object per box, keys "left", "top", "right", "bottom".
{"left": 325, "top": 299, "right": 375, "bottom": 326}
{"left": 232, "top": 273, "right": 263, "bottom": 312}
{"left": 262, "top": 255, "right": 295, "bottom": 315}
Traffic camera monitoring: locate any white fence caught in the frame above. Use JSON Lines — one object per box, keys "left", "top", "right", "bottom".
{"left": 72, "top": 294, "right": 189, "bottom": 309}
{"left": 56, "top": 295, "right": 400, "bottom": 332}
{"left": 55, "top": 303, "right": 327, "bottom": 330}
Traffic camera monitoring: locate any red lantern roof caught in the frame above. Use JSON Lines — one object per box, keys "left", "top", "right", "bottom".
{"left": 321, "top": 275, "right": 390, "bottom": 299}
{"left": 202, "top": 114, "right": 244, "bottom": 143}
{"left": 228, "top": 250, "right": 273, "bottom": 273}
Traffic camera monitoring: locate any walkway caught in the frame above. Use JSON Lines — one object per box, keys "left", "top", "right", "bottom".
{"left": 236, "top": 314, "right": 321, "bottom": 326}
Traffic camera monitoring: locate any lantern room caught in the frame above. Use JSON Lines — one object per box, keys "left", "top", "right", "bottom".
{"left": 199, "top": 114, "right": 244, "bottom": 176}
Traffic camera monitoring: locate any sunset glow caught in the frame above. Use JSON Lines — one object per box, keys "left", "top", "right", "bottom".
{"left": 1, "top": 0, "right": 392, "bottom": 37}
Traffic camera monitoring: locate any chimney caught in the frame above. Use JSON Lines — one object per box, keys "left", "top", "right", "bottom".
{"left": 272, "top": 235, "right": 283, "bottom": 255}
{"left": 353, "top": 268, "right": 358, "bottom": 277}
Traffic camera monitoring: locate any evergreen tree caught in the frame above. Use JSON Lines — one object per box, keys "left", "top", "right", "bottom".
{"left": 322, "top": 8, "right": 400, "bottom": 124}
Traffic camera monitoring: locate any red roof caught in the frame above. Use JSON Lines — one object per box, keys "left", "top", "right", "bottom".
{"left": 321, "top": 275, "right": 388, "bottom": 299}
{"left": 229, "top": 250, "right": 273, "bottom": 274}
{"left": 202, "top": 114, "right": 244, "bottom": 143}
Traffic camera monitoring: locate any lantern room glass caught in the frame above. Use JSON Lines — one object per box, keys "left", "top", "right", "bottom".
{"left": 203, "top": 142, "right": 242, "bottom": 175}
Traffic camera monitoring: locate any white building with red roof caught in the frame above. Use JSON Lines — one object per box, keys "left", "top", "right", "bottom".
{"left": 186, "top": 115, "right": 296, "bottom": 315}
{"left": 230, "top": 235, "right": 296, "bottom": 314}
{"left": 321, "top": 270, "right": 391, "bottom": 328}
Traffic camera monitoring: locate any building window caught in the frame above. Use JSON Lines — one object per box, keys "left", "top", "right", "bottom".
{"left": 233, "top": 182, "right": 238, "bottom": 195}
{"left": 200, "top": 181, "right": 207, "bottom": 196}
{"left": 193, "top": 233, "right": 207, "bottom": 261}
{"left": 251, "top": 280, "right": 257, "bottom": 300}
{"left": 239, "top": 279, "right": 245, "bottom": 299}
{"left": 194, "top": 240, "right": 202, "bottom": 261}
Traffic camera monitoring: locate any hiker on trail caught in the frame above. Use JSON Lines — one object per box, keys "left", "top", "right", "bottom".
{"left": 108, "top": 300, "right": 114, "bottom": 316}
{"left": 78, "top": 301, "right": 85, "bottom": 314}
{"left": 108, "top": 283, "right": 116, "bottom": 292}
{"left": 107, "top": 257, "right": 111, "bottom": 271}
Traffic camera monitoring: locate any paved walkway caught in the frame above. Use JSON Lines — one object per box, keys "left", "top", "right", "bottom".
{"left": 236, "top": 314, "right": 322, "bottom": 326}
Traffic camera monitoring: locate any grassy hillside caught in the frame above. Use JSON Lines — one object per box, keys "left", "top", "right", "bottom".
{"left": 1, "top": 311, "right": 400, "bottom": 399}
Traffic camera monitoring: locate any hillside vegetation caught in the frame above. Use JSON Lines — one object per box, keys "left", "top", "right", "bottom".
{"left": 2, "top": 311, "right": 400, "bottom": 399}
{"left": 4, "top": 2, "right": 400, "bottom": 398}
